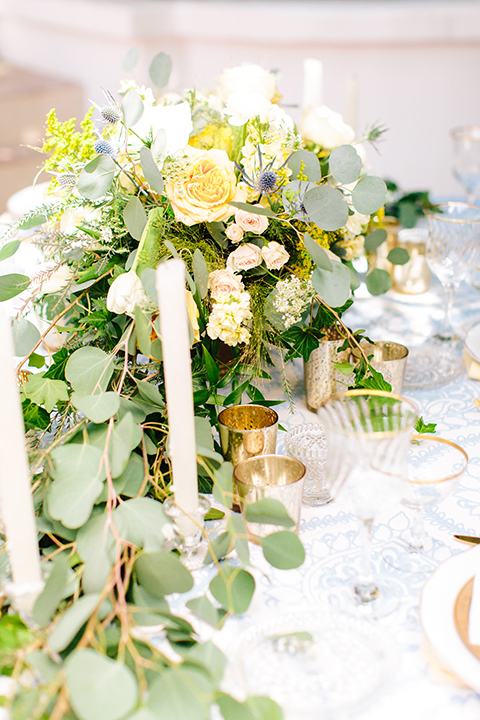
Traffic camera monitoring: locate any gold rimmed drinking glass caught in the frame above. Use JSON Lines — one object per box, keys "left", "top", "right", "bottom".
{"left": 425, "top": 202, "right": 480, "bottom": 344}
{"left": 318, "top": 389, "right": 418, "bottom": 619}
{"left": 382, "top": 435, "right": 468, "bottom": 574}
{"left": 451, "top": 125, "right": 480, "bottom": 204}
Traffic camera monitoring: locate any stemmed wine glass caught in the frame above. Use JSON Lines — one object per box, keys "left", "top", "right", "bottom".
{"left": 382, "top": 435, "right": 468, "bottom": 574}
{"left": 425, "top": 202, "right": 480, "bottom": 344}
{"left": 318, "top": 390, "right": 418, "bottom": 619}
{"left": 451, "top": 126, "right": 480, "bottom": 204}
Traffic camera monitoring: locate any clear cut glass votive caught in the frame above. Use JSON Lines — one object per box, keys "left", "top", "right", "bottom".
{"left": 234, "top": 454, "right": 305, "bottom": 544}
{"left": 284, "top": 423, "right": 331, "bottom": 506}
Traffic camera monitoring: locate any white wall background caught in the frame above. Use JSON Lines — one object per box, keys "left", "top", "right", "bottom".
{"left": 0, "top": 0, "right": 479, "bottom": 197}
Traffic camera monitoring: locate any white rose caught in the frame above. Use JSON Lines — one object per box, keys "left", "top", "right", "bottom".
{"left": 208, "top": 268, "right": 243, "bottom": 300}
{"left": 227, "top": 243, "right": 262, "bottom": 273}
{"left": 300, "top": 105, "right": 355, "bottom": 150}
{"left": 128, "top": 102, "right": 193, "bottom": 156}
{"left": 336, "top": 235, "right": 365, "bottom": 261}
{"left": 217, "top": 64, "right": 277, "bottom": 101}
{"left": 60, "top": 206, "right": 102, "bottom": 235}
{"left": 235, "top": 206, "right": 269, "bottom": 235}
{"left": 261, "top": 241, "right": 290, "bottom": 270}
{"left": 106, "top": 270, "right": 150, "bottom": 316}
{"left": 224, "top": 93, "right": 273, "bottom": 127}
{"left": 345, "top": 209, "right": 370, "bottom": 239}
{"left": 31, "top": 263, "right": 74, "bottom": 295}
{"left": 225, "top": 223, "right": 244, "bottom": 243}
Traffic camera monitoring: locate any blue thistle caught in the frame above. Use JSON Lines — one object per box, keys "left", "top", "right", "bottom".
{"left": 257, "top": 169, "right": 278, "bottom": 194}
{"left": 94, "top": 139, "right": 115, "bottom": 155}
{"left": 58, "top": 173, "right": 77, "bottom": 188}
{"left": 236, "top": 147, "right": 290, "bottom": 199}
{"left": 101, "top": 106, "right": 121, "bottom": 125}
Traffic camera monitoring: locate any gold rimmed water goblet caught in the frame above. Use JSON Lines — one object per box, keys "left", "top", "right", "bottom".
{"left": 382, "top": 435, "right": 468, "bottom": 574}
{"left": 451, "top": 125, "right": 480, "bottom": 204}
{"left": 318, "top": 389, "right": 418, "bottom": 619}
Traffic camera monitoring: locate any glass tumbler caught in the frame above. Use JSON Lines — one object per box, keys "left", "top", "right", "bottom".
{"left": 284, "top": 423, "right": 331, "bottom": 506}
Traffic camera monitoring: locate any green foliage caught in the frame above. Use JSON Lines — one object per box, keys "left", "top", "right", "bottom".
{"left": 351, "top": 176, "right": 387, "bottom": 214}
{"left": 78, "top": 155, "right": 116, "bottom": 200}
{"left": 0, "top": 273, "right": 30, "bottom": 301}
{"left": 328, "top": 144, "right": 362, "bottom": 184}
{"left": 0, "top": 614, "right": 32, "bottom": 673}
{"left": 149, "top": 52, "right": 173, "bottom": 90}
{"left": 303, "top": 185, "right": 349, "bottom": 231}
{"left": 12, "top": 318, "right": 40, "bottom": 357}
{"left": 24, "top": 373, "right": 69, "bottom": 412}
{"left": 41, "top": 107, "right": 97, "bottom": 173}
{"left": 415, "top": 416, "right": 437, "bottom": 434}
{"left": 365, "top": 268, "right": 392, "bottom": 296}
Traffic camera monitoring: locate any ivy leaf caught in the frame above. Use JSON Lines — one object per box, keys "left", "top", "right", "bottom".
{"left": 282, "top": 326, "right": 325, "bottom": 363}
{"left": 333, "top": 361, "right": 355, "bottom": 375}
{"left": 415, "top": 416, "right": 437, "bottom": 435}
{"left": 24, "top": 373, "right": 68, "bottom": 412}
{"left": 356, "top": 366, "right": 392, "bottom": 392}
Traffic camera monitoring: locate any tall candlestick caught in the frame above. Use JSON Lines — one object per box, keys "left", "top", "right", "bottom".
{"left": 303, "top": 58, "right": 323, "bottom": 109}
{"left": 345, "top": 73, "right": 359, "bottom": 137}
{"left": 156, "top": 259, "right": 198, "bottom": 536}
{"left": 0, "top": 304, "right": 43, "bottom": 614}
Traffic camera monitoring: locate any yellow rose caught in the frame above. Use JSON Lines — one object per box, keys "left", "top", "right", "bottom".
{"left": 166, "top": 147, "right": 238, "bottom": 226}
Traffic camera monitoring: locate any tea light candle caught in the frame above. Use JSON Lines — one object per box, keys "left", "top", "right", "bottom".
{"left": 156, "top": 259, "right": 198, "bottom": 536}
{"left": 0, "top": 304, "right": 43, "bottom": 613}
{"left": 303, "top": 58, "right": 323, "bottom": 109}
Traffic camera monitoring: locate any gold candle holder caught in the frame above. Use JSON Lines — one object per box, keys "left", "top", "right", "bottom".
{"left": 392, "top": 228, "right": 431, "bottom": 294}
{"left": 352, "top": 341, "right": 408, "bottom": 395}
{"left": 304, "top": 327, "right": 350, "bottom": 412}
{"left": 233, "top": 454, "right": 305, "bottom": 544}
{"left": 218, "top": 404, "right": 279, "bottom": 510}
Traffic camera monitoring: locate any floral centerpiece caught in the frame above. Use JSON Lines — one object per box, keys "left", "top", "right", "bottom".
{"left": 0, "top": 53, "right": 397, "bottom": 720}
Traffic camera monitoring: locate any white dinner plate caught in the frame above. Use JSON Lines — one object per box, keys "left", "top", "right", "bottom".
{"left": 420, "top": 545, "right": 480, "bottom": 693}
{"left": 464, "top": 323, "right": 480, "bottom": 364}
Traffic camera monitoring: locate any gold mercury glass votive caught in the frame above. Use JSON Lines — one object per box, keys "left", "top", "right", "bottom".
{"left": 352, "top": 341, "right": 409, "bottom": 395}
{"left": 218, "top": 404, "right": 279, "bottom": 510}
{"left": 392, "top": 228, "right": 432, "bottom": 294}
{"left": 233, "top": 454, "right": 305, "bottom": 544}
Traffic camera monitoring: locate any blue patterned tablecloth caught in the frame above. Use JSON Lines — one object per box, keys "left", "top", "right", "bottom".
{"left": 174, "top": 276, "right": 480, "bottom": 720}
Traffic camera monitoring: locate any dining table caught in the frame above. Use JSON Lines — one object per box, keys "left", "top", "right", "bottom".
{"left": 165, "top": 272, "right": 480, "bottom": 720}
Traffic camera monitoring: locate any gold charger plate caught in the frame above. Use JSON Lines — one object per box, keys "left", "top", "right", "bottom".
{"left": 454, "top": 577, "right": 480, "bottom": 662}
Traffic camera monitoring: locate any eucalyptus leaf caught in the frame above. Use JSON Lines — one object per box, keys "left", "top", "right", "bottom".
{"left": 228, "top": 201, "right": 276, "bottom": 218}
{"left": 204, "top": 532, "right": 232, "bottom": 565}
{"left": 72, "top": 392, "right": 120, "bottom": 423}
{"left": 147, "top": 667, "right": 211, "bottom": 720}
{"left": 49, "top": 593, "right": 107, "bottom": 652}
{"left": 135, "top": 379, "right": 164, "bottom": 407}
{"left": 25, "top": 651, "right": 60, "bottom": 684}
{"left": 122, "top": 88, "right": 144, "bottom": 129}
{"left": 123, "top": 197, "right": 147, "bottom": 241}
{"left": 229, "top": 513, "right": 250, "bottom": 565}
{"left": 109, "top": 411, "right": 142, "bottom": 478}
{"left": 24, "top": 373, "right": 68, "bottom": 412}
{"left": 192, "top": 248, "right": 208, "bottom": 299}
{"left": 141, "top": 267, "right": 158, "bottom": 303}
{"left": 151, "top": 129, "right": 167, "bottom": 160}
{"left": 245, "top": 696, "right": 284, "bottom": 720}
{"left": 0, "top": 273, "right": 30, "bottom": 301}
{"left": 195, "top": 415, "right": 214, "bottom": 450}
{"left": 12, "top": 318, "right": 40, "bottom": 357}
{"left": 303, "top": 185, "right": 349, "bottom": 231}
{"left": 119, "top": 452, "right": 146, "bottom": 497}
{"left": 303, "top": 232, "right": 333, "bottom": 271}
{"left": 184, "top": 641, "right": 226, "bottom": 683}
{"left": 77, "top": 155, "right": 115, "bottom": 201}
{"left": 76, "top": 514, "right": 117, "bottom": 594}
{"left": 311, "top": 262, "right": 351, "bottom": 307}
{"left": 122, "top": 46, "right": 140, "bottom": 72}
{"left": 32, "top": 554, "right": 70, "bottom": 626}
{"left": 135, "top": 552, "right": 194, "bottom": 597}
{"left": 186, "top": 595, "right": 220, "bottom": 627}
{"left": 365, "top": 268, "right": 392, "bottom": 296}
{"left": 0, "top": 239, "right": 20, "bottom": 262}
{"left": 212, "top": 461, "right": 234, "bottom": 509}
{"left": 149, "top": 52, "right": 173, "bottom": 90}
{"left": 115, "top": 498, "right": 167, "bottom": 551}
{"left": 118, "top": 397, "right": 146, "bottom": 424}
{"left": 66, "top": 346, "right": 114, "bottom": 395}
{"left": 140, "top": 146, "right": 164, "bottom": 195}
{"left": 387, "top": 247, "right": 410, "bottom": 265}
{"left": 261, "top": 530, "right": 305, "bottom": 569}
{"left": 328, "top": 144, "right": 362, "bottom": 184}
{"left": 209, "top": 565, "right": 255, "bottom": 614}
{"left": 133, "top": 583, "right": 169, "bottom": 615}
{"left": 244, "top": 498, "right": 295, "bottom": 528}
{"left": 66, "top": 649, "right": 138, "bottom": 720}
{"left": 351, "top": 176, "right": 387, "bottom": 214}
{"left": 135, "top": 306, "right": 152, "bottom": 358}
{"left": 287, "top": 149, "right": 321, "bottom": 182}
{"left": 364, "top": 228, "right": 387, "bottom": 252}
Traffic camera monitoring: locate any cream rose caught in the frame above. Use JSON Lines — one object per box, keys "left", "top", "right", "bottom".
{"left": 345, "top": 209, "right": 369, "bottom": 239}
{"left": 235, "top": 206, "right": 269, "bottom": 235}
{"left": 208, "top": 268, "right": 243, "bottom": 300}
{"left": 225, "top": 223, "right": 244, "bottom": 243}
{"left": 217, "top": 64, "right": 277, "bottom": 101}
{"left": 224, "top": 93, "right": 273, "bottom": 127}
{"left": 166, "top": 147, "right": 239, "bottom": 226}
{"left": 336, "top": 235, "right": 365, "bottom": 261}
{"left": 300, "top": 105, "right": 355, "bottom": 150}
{"left": 261, "top": 241, "right": 290, "bottom": 270}
{"left": 60, "top": 206, "right": 102, "bottom": 235}
{"left": 227, "top": 243, "right": 262, "bottom": 273}
{"left": 106, "top": 270, "right": 150, "bottom": 316}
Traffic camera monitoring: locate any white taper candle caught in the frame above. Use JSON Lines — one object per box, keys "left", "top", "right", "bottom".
{"left": 303, "top": 58, "right": 323, "bottom": 109}
{"left": 156, "top": 259, "right": 198, "bottom": 536}
{"left": 345, "top": 73, "right": 359, "bottom": 137}
{"left": 0, "top": 304, "right": 43, "bottom": 613}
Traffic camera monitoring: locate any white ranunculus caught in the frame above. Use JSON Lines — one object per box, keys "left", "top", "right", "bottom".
{"left": 129, "top": 102, "right": 193, "bottom": 156}
{"left": 345, "top": 209, "right": 370, "bottom": 239}
{"left": 261, "top": 241, "right": 290, "bottom": 270}
{"left": 224, "top": 93, "right": 273, "bottom": 127}
{"left": 106, "top": 270, "right": 150, "bottom": 316}
{"left": 227, "top": 243, "right": 262, "bottom": 272}
{"left": 300, "top": 105, "right": 355, "bottom": 150}
{"left": 217, "top": 64, "right": 277, "bottom": 101}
